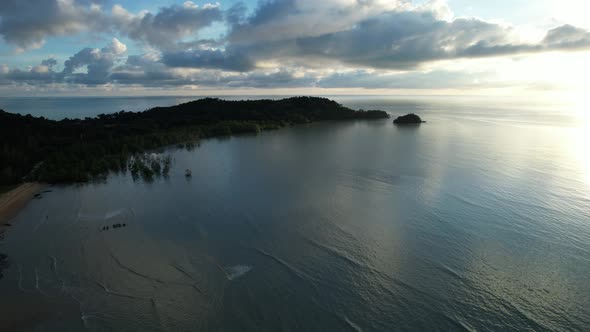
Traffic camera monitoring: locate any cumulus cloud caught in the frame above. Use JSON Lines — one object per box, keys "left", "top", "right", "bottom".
{"left": 227, "top": 0, "right": 409, "bottom": 44}
{"left": 0, "top": 0, "right": 105, "bottom": 51}
{"left": 0, "top": 0, "right": 222, "bottom": 52}
{"left": 0, "top": 63, "right": 60, "bottom": 85}
{"left": 111, "top": 2, "right": 223, "bottom": 50}
{"left": 2, "top": 0, "right": 590, "bottom": 91}
{"left": 225, "top": 4, "right": 590, "bottom": 70}
{"left": 61, "top": 38, "right": 127, "bottom": 85}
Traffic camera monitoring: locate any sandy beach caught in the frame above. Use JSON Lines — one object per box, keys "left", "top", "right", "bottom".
{"left": 0, "top": 183, "right": 46, "bottom": 233}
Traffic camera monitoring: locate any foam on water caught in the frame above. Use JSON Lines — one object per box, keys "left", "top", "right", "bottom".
{"left": 225, "top": 265, "right": 252, "bottom": 281}
{"left": 342, "top": 316, "right": 363, "bottom": 332}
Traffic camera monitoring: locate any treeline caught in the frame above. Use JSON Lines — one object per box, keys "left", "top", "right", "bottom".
{"left": 0, "top": 97, "right": 389, "bottom": 184}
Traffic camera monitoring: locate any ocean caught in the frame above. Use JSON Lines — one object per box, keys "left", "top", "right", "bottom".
{"left": 0, "top": 96, "right": 589, "bottom": 330}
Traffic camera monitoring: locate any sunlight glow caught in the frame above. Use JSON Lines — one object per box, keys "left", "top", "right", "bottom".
{"left": 546, "top": 0, "right": 590, "bottom": 29}
{"left": 564, "top": 94, "right": 590, "bottom": 186}
{"left": 493, "top": 51, "right": 590, "bottom": 93}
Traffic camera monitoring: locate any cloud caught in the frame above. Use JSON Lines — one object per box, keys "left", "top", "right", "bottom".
{"left": 317, "top": 69, "right": 490, "bottom": 89}
{"left": 543, "top": 24, "right": 590, "bottom": 49}
{"left": 2, "top": 0, "right": 590, "bottom": 91}
{"left": 219, "top": 0, "right": 590, "bottom": 72}
{"left": 0, "top": 63, "right": 60, "bottom": 85}
{"left": 161, "top": 49, "right": 255, "bottom": 71}
{"left": 221, "top": 69, "right": 316, "bottom": 88}
{"left": 0, "top": 1, "right": 222, "bottom": 52}
{"left": 109, "top": 53, "right": 313, "bottom": 88}
{"left": 111, "top": 2, "right": 223, "bottom": 50}
{"left": 0, "top": 0, "right": 105, "bottom": 51}
{"left": 61, "top": 38, "right": 127, "bottom": 85}
{"left": 41, "top": 58, "right": 58, "bottom": 68}
{"left": 228, "top": 0, "right": 409, "bottom": 44}
{"left": 229, "top": 8, "right": 590, "bottom": 70}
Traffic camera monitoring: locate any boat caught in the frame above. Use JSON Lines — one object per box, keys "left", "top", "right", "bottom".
{"left": 185, "top": 169, "right": 192, "bottom": 177}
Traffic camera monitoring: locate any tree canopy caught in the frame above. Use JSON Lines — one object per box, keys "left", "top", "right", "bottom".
{"left": 1, "top": 97, "right": 389, "bottom": 184}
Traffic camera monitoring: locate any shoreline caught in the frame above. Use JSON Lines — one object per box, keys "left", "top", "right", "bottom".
{"left": 0, "top": 183, "right": 46, "bottom": 234}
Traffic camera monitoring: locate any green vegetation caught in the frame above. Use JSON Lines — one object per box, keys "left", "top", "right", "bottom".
{"left": 128, "top": 153, "right": 173, "bottom": 182}
{"left": 0, "top": 97, "right": 389, "bottom": 185}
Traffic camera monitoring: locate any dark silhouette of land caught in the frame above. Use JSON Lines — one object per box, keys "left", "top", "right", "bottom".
{"left": 393, "top": 113, "right": 424, "bottom": 125}
{"left": 0, "top": 97, "right": 389, "bottom": 184}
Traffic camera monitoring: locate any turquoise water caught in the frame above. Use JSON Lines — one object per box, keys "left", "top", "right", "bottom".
{"left": 0, "top": 97, "right": 589, "bottom": 330}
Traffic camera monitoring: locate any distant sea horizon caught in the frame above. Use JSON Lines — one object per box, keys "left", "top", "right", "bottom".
{"left": 0, "top": 94, "right": 582, "bottom": 124}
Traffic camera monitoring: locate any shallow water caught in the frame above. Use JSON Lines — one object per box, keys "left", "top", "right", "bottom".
{"left": 1, "top": 96, "right": 589, "bottom": 331}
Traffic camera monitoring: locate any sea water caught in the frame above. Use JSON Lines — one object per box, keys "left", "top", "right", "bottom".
{"left": 0, "top": 96, "right": 588, "bottom": 330}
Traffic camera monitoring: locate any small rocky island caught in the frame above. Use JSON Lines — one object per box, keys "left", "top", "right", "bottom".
{"left": 393, "top": 113, "right": 425, "bottom": 125}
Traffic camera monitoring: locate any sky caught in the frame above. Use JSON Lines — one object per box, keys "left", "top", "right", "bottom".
{"left": 0, "top": 0, "right": 589, "bottom": 96}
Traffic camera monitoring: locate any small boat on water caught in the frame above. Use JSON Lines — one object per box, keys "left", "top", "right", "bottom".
{"left": 185, "top": 169, "right": 192, "bottom": 177}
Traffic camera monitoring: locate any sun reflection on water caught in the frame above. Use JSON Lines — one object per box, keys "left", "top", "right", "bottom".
{"left": 565, "top": 94, "right": 590, "bottom": 188}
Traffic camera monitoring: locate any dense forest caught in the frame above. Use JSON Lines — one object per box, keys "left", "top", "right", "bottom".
{"left": 0, "top": 97, "right": 389, "bottom": 185}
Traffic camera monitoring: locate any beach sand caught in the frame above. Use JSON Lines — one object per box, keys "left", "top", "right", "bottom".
{"left": 0, "top": 183, "right": 46, "bottom": 233}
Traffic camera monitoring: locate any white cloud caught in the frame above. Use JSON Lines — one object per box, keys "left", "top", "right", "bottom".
{"left": 107, "top": 38, "right": 127, "bottom": 55}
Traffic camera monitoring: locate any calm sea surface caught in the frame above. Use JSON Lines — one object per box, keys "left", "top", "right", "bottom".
{"left": 0, "top": 96, "right": 589, "bottom": 331}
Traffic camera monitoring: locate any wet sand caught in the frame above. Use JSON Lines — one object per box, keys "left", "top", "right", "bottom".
{"left": 0, "top": 183, "right": 46, "bottom": 234}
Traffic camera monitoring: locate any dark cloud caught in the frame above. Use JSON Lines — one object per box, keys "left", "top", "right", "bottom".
{"left": 248, "top": 0, "right": 296, "bottom": 25}
{"left": 223, "top": 2, "right": 590, "bottom": 70}
{"left": 41, "top": 58, "right": 58, "bottom": 68}
{"left": 0, "top": 1, "right": 222, "bottom": 51}
{"left": 112, "top": 2, "right": 223, "bottom": 50}
{"left": 229, "top": 11, "right": 587, "bottom": 70}
{"left": 226, "top": 2, "right": 248, "bottom": 26}
{"left": 222, "top": 70, "right": 316, "bottom": 88}
{"left": 0, "top": 67, "right": 60, "bottom": 85}
{"left": 162, "top": 49, "right": 255, "bottom": 72}
{"left": 61, "top": 38, "right": 127, "bottom": 85}
{"left": 2, "top": 0, "right": 590, "bottom": 90}
{"left": 0, "top": 0, "right": 104, "bottom": 51}
{"left": 108, "top": 54, "right": 188, "bottom": 86}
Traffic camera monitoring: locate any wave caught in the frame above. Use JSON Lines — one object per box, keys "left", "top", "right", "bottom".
{"left": 34, "top": 267, "right": 50, "bottom": 297}
{"left": 436, "top": 312, "right": 478, "bottom": 332}
{"left": 93, "top": 279, "right": 149, "bottom": 301}
{"left": 225, "top": 265, "right": 252, "bottom": 281}
{"left": 433, "top": 263, "right": 466, "bottom": 284}
{"left": 170, "top": 264, "right": 204, "bottom": 293}
{"left": 302, "top": 235, "right": 419, "bottom": 298}
{"left": 302, "top": 236, "right": 369, "bottom": 272}
{"left": 170, "top": 264, "right": 196, "bottom": 282}
{"left": 447, "top": 191, "right": 493, "bottom": 211}
{"left": 109, "top": 252, "right": 165, "bottom": 284}
{"left": 17, "top": 264, "right": 31, "bottom": 293}
{"left": 342, "top": 315, "right": 363, "bottom": 332}
{"left": 254, "top": 248, "right": 312, "bottom": 282}
{"left": 105, "top": 208, "right": 133, "bottom": 220}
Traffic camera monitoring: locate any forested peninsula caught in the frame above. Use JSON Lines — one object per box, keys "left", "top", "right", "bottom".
{"left": 1, "top": 97, "right": 389, "bottom": 185}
